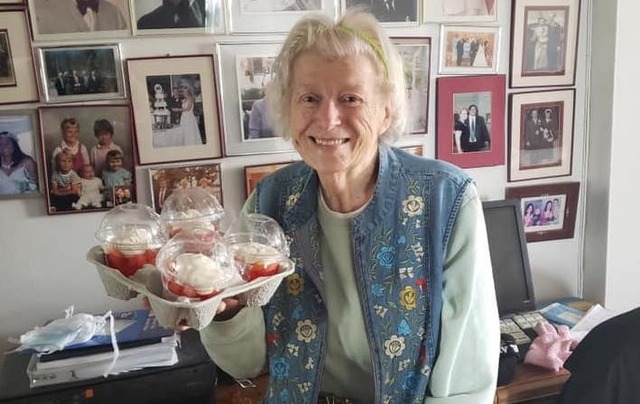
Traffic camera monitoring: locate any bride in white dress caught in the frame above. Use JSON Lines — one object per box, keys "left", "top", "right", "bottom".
{"left": 0, "top": 131, "right": 38, "bottom": 195}
{"left": 178, "top": 82, "right": 203, "bottom": 146}
{"left": 473, "top": 41, "right": 489, "bottom": 67}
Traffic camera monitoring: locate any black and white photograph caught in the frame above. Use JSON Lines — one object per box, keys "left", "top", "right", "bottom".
{"left": 393, "top": 37, "right": 431, "bottom": 134}
{"left": 230, "top": 0, "right": 335, "bottom": 32}
{"left": 38, "top": 104, "right": 136, "bottom": 215}
{"left": 345, "top": 0, "right": 418, "bottom": 25}
{"left": 238, "top": 56, "right": 276, "bottom": 141}
{"left": 37, "top": 44, "right": 125, "bottom": 103}
{"left": 424, "top": 0, "right": 496, "bottom": 22}
{"left": 132, "top": 0, "right": 224, "bottom": 35}
{"left": 127, "top": 55, "right": 222, "bottom": 165}
{"left": 0, "top": 30, "right": 16, "bottom": 87}
{"left": 28, "top": 0, "right": 131, "bottom": 41}
{"left": 0, "top": 111, "right": 40, "bottom": 197}
{"left": 240, "top": 0, "right": 321, "bottom": 12}
{"left": 508, "top": 89, "right": 575, "bottom": 181}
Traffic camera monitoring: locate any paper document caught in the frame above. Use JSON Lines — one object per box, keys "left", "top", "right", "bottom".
{"left": 569, "top": 304, "right": 619, "bottom": 343}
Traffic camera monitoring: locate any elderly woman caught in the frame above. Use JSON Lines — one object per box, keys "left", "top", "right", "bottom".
{"left": 200, "top": 10, "right": 499, "bottom": 403}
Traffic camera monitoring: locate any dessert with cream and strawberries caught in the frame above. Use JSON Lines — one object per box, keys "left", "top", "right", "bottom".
{"left": 160, "top": 188, "right": 226, "bottom": 237}
{"left": 230, "top": 241, "right": 282, "bottom": 282}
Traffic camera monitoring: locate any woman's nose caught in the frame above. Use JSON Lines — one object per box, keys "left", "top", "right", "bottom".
{"left": 316, "top": 100, "right": 341, "bottom": 130}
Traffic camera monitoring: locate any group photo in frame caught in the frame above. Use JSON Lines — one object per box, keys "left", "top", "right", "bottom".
{"left": 436, "top": 74, "right": 505, "bottom": 169}
{"left": 424, "top": 0, "right": 497, "bottom": 23}
{"left": 216, "top": 41, "right": 294, "bottom": 156}
{"left": 131, "top": 0, "right": 225, "bottom": 36}
{"left": 344, "top": 0, "right": 419, "bottom": 26}
{"left": 229, "top": 0, "right": 334, "bottom": 33}
{"left": 509, "top": 0, "right": 581, "bottom": 88}
{"left": 400, "top": 144, "right": 424, "bottom": 156}
{"left": 0, "top": 10, "right": 38, "bottom": 105}
{"left": 438, "top": 25, "right": 500, "bottom": 75}
{"left": 506, "top": 181, "right": 580, "bottom": 242}
{"left": 508, "top": 89, "right": 575, "bottom": 181}
{"left": 127, "top": 55, "right": 222, "bottom": 165}
{"left": 38, "top": 104, "right": 135, "bottom": 215}
{"left": 148, "top": 162, "right": 222, "bottom": 214}
{"left": 393, "top": 37, "right": 431, "bottom": 135}
{"left": 36, "top": 44, "right": 126, "bottom": 104}
{"left": 28, "top": 0, "right": 131, "bottom": 42}
{"left": 244, "top": 161, "right": 293, "bottom": 198}
{"left": 0, "top": 109, "right": 41, "bottom": 197}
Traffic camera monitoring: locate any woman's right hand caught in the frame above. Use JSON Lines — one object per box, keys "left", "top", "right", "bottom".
{"left": 214, "top": 296, "right": 245, "bottom": 321}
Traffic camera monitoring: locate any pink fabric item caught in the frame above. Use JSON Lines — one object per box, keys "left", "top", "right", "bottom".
{"left": 524, "top": 321, "right": 578, "bottom": 372}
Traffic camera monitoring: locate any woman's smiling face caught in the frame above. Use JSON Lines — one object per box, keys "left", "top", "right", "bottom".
{"left": 288, "top": 51, "right": 391, "bottom": 178}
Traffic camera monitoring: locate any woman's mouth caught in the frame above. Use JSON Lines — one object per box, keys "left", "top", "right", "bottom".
{"left": 312, "top": 137, "right": 348, "bottom": 146}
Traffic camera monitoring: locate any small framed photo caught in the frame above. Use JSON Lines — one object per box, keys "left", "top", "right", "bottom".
{"left": 400, "top": 145, "right": 424, "bottom": 156}
{"left": 509, "top": 0, "right": 581, "bottom": 88}
{"left": 216, "top": 42, "right": 294, "bottom": 156}
{"left": 393, "top": 37, "right": 431, "bottom": 135}
{"left": 506, "top": 181, "right": 580, "bottom": 242}
{"left": 0, "top": 109, "right": 41, "bottom": 198}
{"left": 508, "top": 89, "right": 575, "bottom": 182}
{"left": 36, "top": 44, "right": 126, "bottom": 104}
{"left": 439, "top": 25, "right": 500, "bottom": 75}
{"left": 436, "top": 74, "right": 505, "bottom": 169}
{"left": 230, "top": 0, "right": 336, "bottom": 33}
{"left": 424, "top": 0, "right": 497, "bottom": 23}
{"left": 0, "top": 10, "right": 39, "bottom": 105}
{"left": 28, "top": 0, "right": 131, "bottom": 41}
{"left": 244, "top": 161, "right": 293, "bottom": 198}
{"left": 127, "top": 55, "right": 222, "bottom": 165}
{"left": 131, "top": 0, "right": 225, "bottom": 36}
{"left": 38, "top": 104, "right": 135, "bottom": 215}
{"left": 344, "top": 0, "right": 419, "bottom": 26}
{"left": 148, "top": 162, "right": 222, "bottom": 214}
{"left": 0, "top": 0, "right": 25, "bottom": 4}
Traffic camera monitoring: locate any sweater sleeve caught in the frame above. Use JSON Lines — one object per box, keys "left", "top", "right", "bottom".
{"left": 426, "top": 184, "right": 500, "bottom": 404}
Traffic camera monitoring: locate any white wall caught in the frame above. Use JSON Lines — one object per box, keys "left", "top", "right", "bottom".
{"left": 0, "top": 0, "right": 593, "bottom": 359}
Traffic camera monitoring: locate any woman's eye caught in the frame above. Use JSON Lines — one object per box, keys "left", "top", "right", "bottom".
{"left": 342, "top": 95, "right": 360, "bottom": 104}
{"left": 301, "top": 95, "right": 318, "bottom": 104}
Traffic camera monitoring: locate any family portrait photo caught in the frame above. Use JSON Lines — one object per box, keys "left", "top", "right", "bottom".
{"left": 132, "top": 0, "right": 224, "bottom": 34}
{"left": 238, "top": 56, "right": 276, "bottom": 141}
{"left": 38, "top": 104, "right": 135, "bottom": 215}
{"left": 149, "top": 163, "right": 222, "bottom": 213}
{"left": 520, "top": 105, "right": 562, "bottom": 167}
{"left": 38, "top": 44, "right": 125, "bottom": 103}
{"left": 440, "top": 25, "right": 499, "bottom": 74}
{"left": 523, "top": 8, "right": 567, "bottom": 75}
{"left": 0, "top": 30, "right": 15, "bottom": 87}
{"left": 29, "top": 0, "right": 130, "bottom": 41}
{"left": 425, "top": 0, "right": 497, "bottom": 22}
{"left": 345, "top": 0, "right": 418, "bottom": 24}
{"left": 0, "top": 111, "right": 39, "bottom": 197}
{"left": 520, "top": 195, "right": 564, "bottom": 231}
{"left": 394, "top": 37, "right": 431, "bottom": 134}
{"left": 241, "top": 0, "right": 321, "bottom": 12}
{"left": 452, "top": 93, "right": 492, "bottom": 154}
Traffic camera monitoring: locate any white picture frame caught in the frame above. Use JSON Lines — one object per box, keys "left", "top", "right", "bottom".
{"left": 228, "top": 0, "right": 336, "bottom": 33}
{"left": 438, "top": 25, "right": 501, "bottom": 75}
{"left": 424, "top": 0, "right": 497, "bottom": 23}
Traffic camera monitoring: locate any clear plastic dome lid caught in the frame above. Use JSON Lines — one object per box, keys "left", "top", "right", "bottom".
{"left": 95, "top": 203, "right": 167, "bottom": 249}
{"left": 155, "top": 227, "right": 237, "bottom": 299}
{"left": 223, "top": 213, "right": 289, "bottom": 257}
{"left": 160, "top": 188, "right": 226, "bottom": 232}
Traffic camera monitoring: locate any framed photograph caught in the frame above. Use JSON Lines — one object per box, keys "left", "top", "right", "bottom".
{"left": 424, "top": 0, "right": 497, "bottom": 23}
{"left": 148, "top": 162, "right": 222, "bottom": 214}
{"left": 0, "top": 0, "right": 25, "bottom": 4}
{"left": 344, "top": 0, "right": 419, "bottom": 26}
{"left": 28, "top": 0, "right": 131, "bottom": 41}
{"left": 216, "top": 42, "right": 294, "bottom": 156}
{"left": 439, "top": 25, "right": 500, "bottom": 75}
{"left": 0, "top": 10, "right": 38, "bottom": 105}
{"left": 38, "top": 104, "right": 135, "bottom": 215}
{"left": 131, "top": 0, "right": 225, "bottom": 35}
{"left": 244, "top": 161, "right": 293, "bottom": 198}
{"left": 400, "top": 145, "right": 424, "bottom": 156}
{"left": 436, "top": 75, "right": 505, "bottom": 169}
{"left": 229, "top": 0, "right": 336, "bottom": 33}
{"left": 0, "top": 110, "right": 41, "bottom": 198}
{"left": 506, "top": 181, "right": 580, "bottom": 242}
{"left": 127, "top": 55, "right": 222, "bottom": 165}
{"left": 508, "top": 89, "right": 575, "bottom": 182}
{"left": 36, "top": 44, "right": 126, "bottom": 104}
{"left": 509, "top": 0, "right": 581, "bottom": 88}
{"left": 393, "top": 37, "right": 431, "bottom": 135}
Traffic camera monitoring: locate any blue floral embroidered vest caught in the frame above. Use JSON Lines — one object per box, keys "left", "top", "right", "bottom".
{"left": 251, "top": 144, "right": 472, "bottom": 403}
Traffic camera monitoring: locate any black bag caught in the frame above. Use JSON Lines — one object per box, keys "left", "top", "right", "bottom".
{"left": 497, "top": 333, "right": 520, "bottom": 386}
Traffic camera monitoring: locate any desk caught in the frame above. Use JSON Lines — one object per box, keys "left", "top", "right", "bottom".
{"left": 494, "top": 363, "right": 570, "bottom": 404}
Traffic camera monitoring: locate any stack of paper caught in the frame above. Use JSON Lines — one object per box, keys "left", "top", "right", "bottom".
{"left": 569, "top": 304, "right": 619, "bottom": 343}
{"left": 25, "top": 309, "right": 179, "bottom": 388}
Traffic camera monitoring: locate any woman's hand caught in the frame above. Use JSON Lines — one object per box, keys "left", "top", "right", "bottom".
{"left": 214, "top": 296, "right": 245, "bottom": 321}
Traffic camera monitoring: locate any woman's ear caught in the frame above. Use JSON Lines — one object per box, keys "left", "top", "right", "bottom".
{"left": 379, "top": 103, "right": 393, "bottom": 136}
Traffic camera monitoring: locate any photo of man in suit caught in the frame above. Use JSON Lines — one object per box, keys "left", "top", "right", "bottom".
{"left": 136, "top": 0, "right": 206, "bottom": 30}
{"left": 347, "top": 0, "right": 417, "bottom": 23}
{"left": 461, "top": 104, "right": 490, "bottom": 152}
{"left": 0, "top": 32, "right": 14, "bottom": 85}
{"left": 33, "top": 0, "right": 129, "bottom": 34}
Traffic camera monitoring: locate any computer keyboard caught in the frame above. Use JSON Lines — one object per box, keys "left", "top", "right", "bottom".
{"left": 500, "top": 311, "right": 547, "bottom": 345}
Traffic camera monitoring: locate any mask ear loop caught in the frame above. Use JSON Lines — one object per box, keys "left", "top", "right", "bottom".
{"left": 101, "top": 310, "right": 119, "bottom": 377}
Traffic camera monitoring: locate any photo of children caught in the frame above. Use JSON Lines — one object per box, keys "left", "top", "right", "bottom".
{"left": 39, "top": 105, "right": 135, "bottom": 215}
{"left": 520, "top": 195, "right": 565, "bottom": 232}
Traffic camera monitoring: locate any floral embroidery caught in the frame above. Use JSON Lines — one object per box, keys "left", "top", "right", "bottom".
{"left": 273, "top": 312, "right": 284, "bottom": 328}
{"left": 398, "top": 359, "right": 411, "bottom": 371}
{"left": 411, "top": 242, "right": 424, "bottom": 259}
{"left": 376, "top": 246, "right": 395, "bottom": 269}
{"left": 383, "top": 396, "right": 393, "bottom": 404}
{"left": 304, "top": 357, "right": 315, "bottom": 370}
{"left": 286, "top": 273, "right": 303, "bottom": 296}
{"left": 400, "top": 286, "right": 417, "bottom": 310}
{"left": 399, "top": 266, "right": 414, "bottom": 279}
{"left": 371, "top": 283, "right": 386, "bottom": 297}
{"left": 402, "top": 371, "right": 419, "bottom": 392}
{"left": 374, "top": 305, "right": 388, "bottom": 317}
{"left": 384, "top": 335, "right": 406, "bottom": 358}
{"left": 415, "top": 276, "right": 427, "bottom": 290}
{"left": 403, "top": 195, "right": 424, "bottom": 217}
{"left": 266, "top": 332, "right": 280, "bottom": 346}
{"left": 270, "top": 358, "right": 289, "bottom": 379}
{"left": 278, "top": 389, "right": 291, "bottom": 402}
{"left": 298, "top": 382, "right": 312, "bottom": 393}
{"left": 286, "top": 192, "right": 300, "bottom": 209}
{"left": 396, "top": 235, "right": 406, "bottom": 245}
{"left": 296, "top": 319, "right": 317, "bottom": 343}
{"left": 397, "top": 319, "right": 411, "bottom": 336}
{"left": 287, "top": 343, "right": 299, "bottom": 356}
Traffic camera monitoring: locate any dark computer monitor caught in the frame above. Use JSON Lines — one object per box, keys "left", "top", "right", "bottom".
{"left": 482, "top": 199, "right": 536, "bottom": 316}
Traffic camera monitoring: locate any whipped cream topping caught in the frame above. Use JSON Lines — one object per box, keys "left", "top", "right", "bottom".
{"left": 171, "top": 253, "right": 229, "bottom": 293}
{"left": 173, "top": 209, "right": 203, "bottom": 220}
{"left": 108, "top": 227, "right": 155, "bottom": 246}
{"left": 232, "top": 242, "right": 281, "bottom": 263}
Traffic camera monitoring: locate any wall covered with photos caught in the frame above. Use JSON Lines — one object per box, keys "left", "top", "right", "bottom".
{"left": 0, "top": 0, "right": 590, "bottom": 351}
